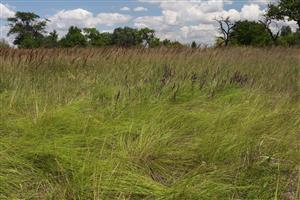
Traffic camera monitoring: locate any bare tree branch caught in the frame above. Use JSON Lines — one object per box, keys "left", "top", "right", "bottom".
{"left": 259, "top": 16, "right": 280, "bottom": 45}
{"left": 215, "top": 17, "right": 235, "bottom": 46}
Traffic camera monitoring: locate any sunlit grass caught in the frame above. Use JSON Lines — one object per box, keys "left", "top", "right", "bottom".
{"left": 0, "top": 47, "right": 299, "bottom": 199}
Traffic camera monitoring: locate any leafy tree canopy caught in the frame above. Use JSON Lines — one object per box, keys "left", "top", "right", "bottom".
{"left": 84, "top": 28, "right": 112, "bottom": 47}
{"left": 266, "top": 0, "right": 300, "bottom": 28}
{"left": 139, "top": 28, "right": 155, "bottom": 47}
{"left": 230, "top": 20, "right": 271, "bottom": 46}
{"left": 191, "top": 41, "right": 197, "bottom": 48}
{"left": 42, "top": 30, "right": 59, "bottom": 48}
{"left": 7, "top": 11, "right": 47, "bottom": 48}
{"left": 112, "top": 27, "right": 141, "bottom": 47}
{"left": 60, "top": 26, "right": 87, "bottom": 47}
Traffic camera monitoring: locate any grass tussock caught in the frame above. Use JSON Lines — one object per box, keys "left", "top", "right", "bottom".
{"left": 0, "top": 47, "right": 300, "bottom": 199}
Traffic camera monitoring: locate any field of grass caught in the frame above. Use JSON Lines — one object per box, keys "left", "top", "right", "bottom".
{"left": 0, "top": 47, "right": 299, "bottom": 199}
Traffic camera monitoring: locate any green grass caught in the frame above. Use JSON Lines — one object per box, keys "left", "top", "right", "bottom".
{"left": 0, "top": 47, "right": 299, "bottom": 199}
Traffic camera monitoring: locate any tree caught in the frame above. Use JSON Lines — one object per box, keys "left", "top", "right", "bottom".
{"left": 84, "top": 28, "right": 100, "bottom": 46}
{"left": 42, "top": 30, "right": 59, "bottom": 48}
{"left": 147, "top": 37, "right": 160, "bottom": 48}
{"left": 99, "top": 32, "right": 113, "bottom": 46}
{"left": 162, "top": 39, "right": 172, "bottom": 46}
{"left": 160, "top": 39, "right": 183, "bottom": 48}
{"left": 112, "top": 27, "right": 141, "bottom": 47}
{"left": 169, "top": 41, "right": 184, "bottom": 48}
{"left": 7, "top": 11, "right": 48, "bottom": 48}
{"left": 280, "top": 26, "right": 292, "bottom": 36}
{"left": 259, "top": 16, "right": 280, "bottom": 45}
{"left": 230, "top": 20, "right": 271, "bottom": 46}
{"left": 138, "top": 28, "right": 155, "bottom": 47}
{"left": 215, "top": 17, "right": 235, "bottom": 46}
{"left": 191, "top": 41, "right": 197, "bottom": 48}
{"left": 60, "top": 26, "right": 87, "bottom": 47}
{"left": 83, "top": 28, "right": 112, "bottom": 47}
{"left": 266, "top": 0, "right": 300, "bottom": 29}
{"left": 138, "top": 28, "right": 161, "bottom": 47}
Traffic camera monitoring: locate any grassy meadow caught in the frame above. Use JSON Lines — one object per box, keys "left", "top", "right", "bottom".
{"left": 0, "top": 47, "right": 299, "bottom": 199}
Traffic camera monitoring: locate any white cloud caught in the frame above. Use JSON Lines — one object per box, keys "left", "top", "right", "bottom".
{"left": 162, "top": 10, "right": 178, "bottom": 25}
{"left": 133, "top": 7, "right": 148, "bottom": 12}
{"left": 139, "top": 0, "right": 238, "bottom": 26}
{"left": 0, "top": 25, "right": 15, "bottom": 46}
{"left": 270, "top": 17, "right": 298, "bottom": 33}
{"left": 0, "top": 4, "right": 14, "bottom": 45}
{"left": 280, "top": 20, "right": 298, "bottom": 32}
{"left": 217, "top": 9, "right": 241, "bottom": 21}
{"left": 135, "top": 0, "right": 271, "bottom": 45}
{"left": 134, "top": 0, "right": 234, "bottom": 44}
{"left": 180, "top": 24, "right": 218, "bottom": 44}
{"left": 120, "top": 7, "right": 130, "bottom": 11}
{"left": 240, "top": 4, "right": 265, "bottom": 21}
{"left": 96, "top": 13, "right": 132, "bottom": 25}
{"left": 0, "top": 3, "right": 15, "bottom": 19}
{"left": 47, "top": 8, "right": 131, "bottom": 36}
{"left": 134, "top": 16, "right": 170, "bottom": 32}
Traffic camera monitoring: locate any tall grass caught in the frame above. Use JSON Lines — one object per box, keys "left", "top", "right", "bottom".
{"left": 0, "top": 47, "right": 299, "bottom": 199}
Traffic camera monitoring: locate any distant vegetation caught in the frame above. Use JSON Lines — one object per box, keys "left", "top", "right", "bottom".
{"left": 216, "top": 0, "right": 300, "bottom": 47}
{"left": 215, "top": 18, "right": 300, "bottom": 47}
{"left": 2, "top": 0, "right": 300, "bottom": 48}
{"left": 5, "top": 12, "right": 182, "bottom": 49}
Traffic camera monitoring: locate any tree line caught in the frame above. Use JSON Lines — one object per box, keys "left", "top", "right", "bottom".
{"left": 2, "top": 0, "right": 300, "bottom": 49}
{"left": 4, "top": 12, "right": 182, "bottom": 49}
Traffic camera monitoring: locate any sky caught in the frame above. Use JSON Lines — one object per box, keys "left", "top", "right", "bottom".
{"left": 0, "top": 0, "right": 298, "bottom": 45}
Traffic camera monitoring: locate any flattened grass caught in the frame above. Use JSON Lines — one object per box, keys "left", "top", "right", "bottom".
{"left": 0, "top": 47, "right": 299, "bottom": 199}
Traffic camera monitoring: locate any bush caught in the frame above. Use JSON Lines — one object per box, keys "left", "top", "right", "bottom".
{"left": 279, "top": 32, "right": 300, "bottom": 46}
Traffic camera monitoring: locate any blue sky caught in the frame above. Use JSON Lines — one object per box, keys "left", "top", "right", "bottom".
{"left": 1, "top": 0, "right": 296, "bottom": 45}
{"left": 1, "top": 0, "right": 246, "bottom": 14}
